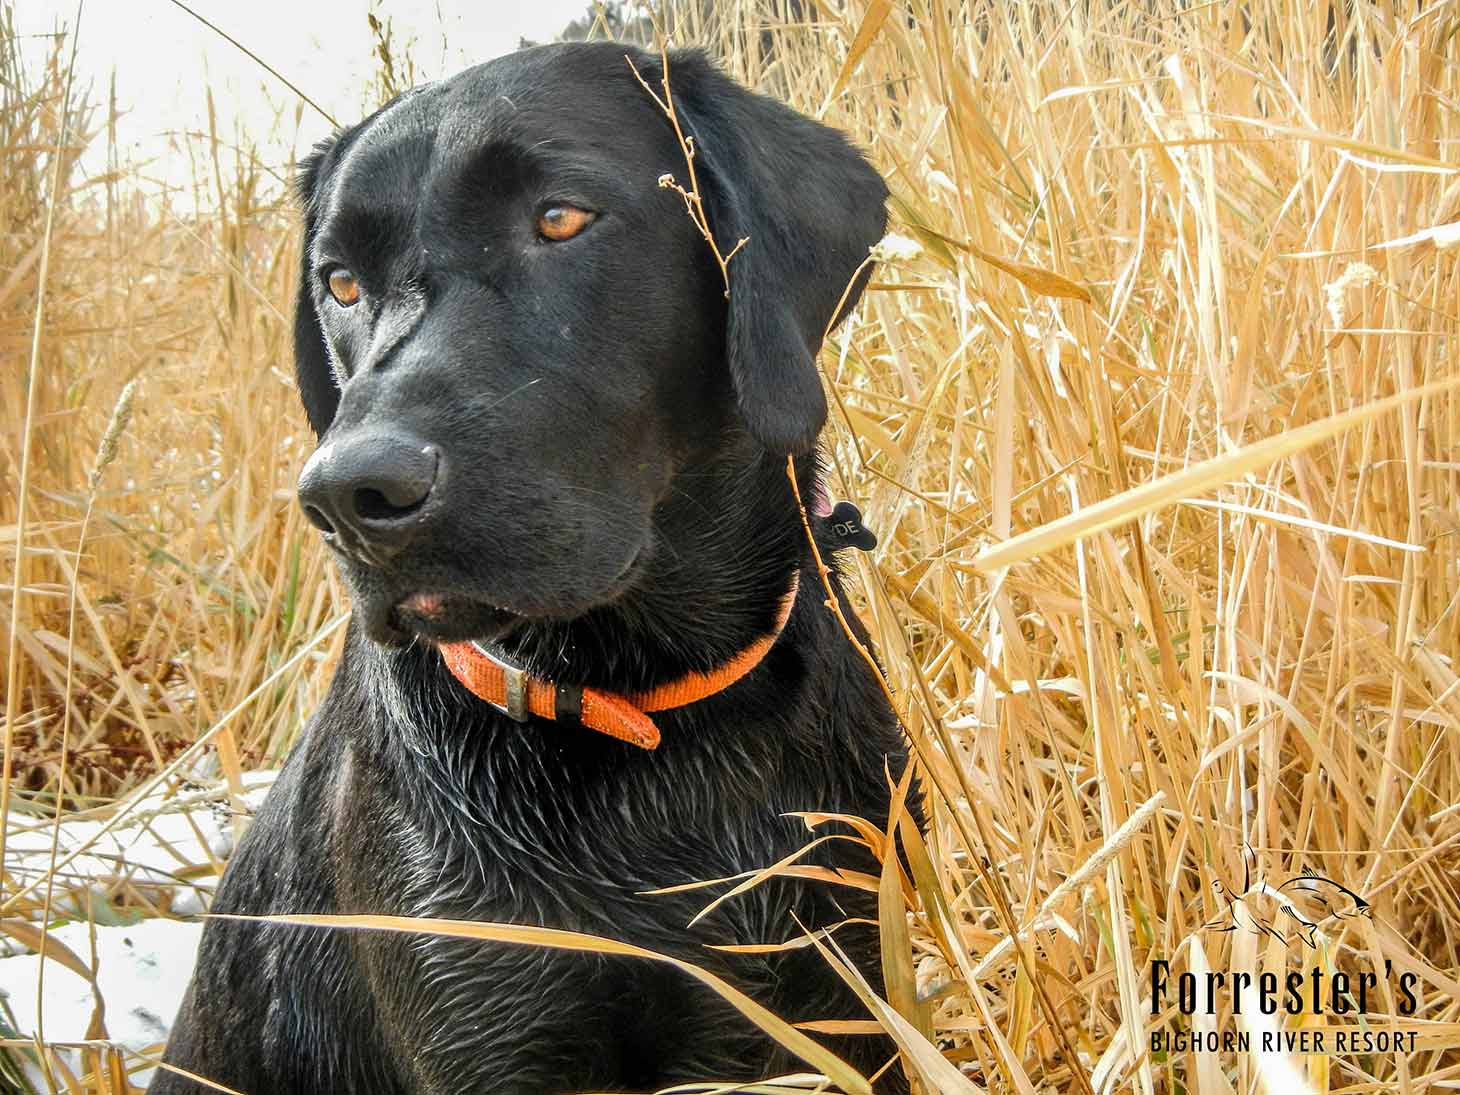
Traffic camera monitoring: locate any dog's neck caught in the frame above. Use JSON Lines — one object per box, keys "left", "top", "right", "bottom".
{"left": 491, "top": 434, "right": 819, "bottom": 694}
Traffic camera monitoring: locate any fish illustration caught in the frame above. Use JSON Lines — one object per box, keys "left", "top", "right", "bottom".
{"left": 1275, "top": 865, "right": 1373, "bottom": 924}
{"left": 1204, "top": 848, "right": 1370, "bottom": 948}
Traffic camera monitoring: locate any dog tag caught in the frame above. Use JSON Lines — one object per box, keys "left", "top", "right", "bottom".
{"left": 826, "top": 501, "right": 877, "bottom": 551}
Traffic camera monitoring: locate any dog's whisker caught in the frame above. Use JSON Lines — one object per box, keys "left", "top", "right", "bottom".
{"left": 480, "top": 376, "right": 543, "bottom": 413}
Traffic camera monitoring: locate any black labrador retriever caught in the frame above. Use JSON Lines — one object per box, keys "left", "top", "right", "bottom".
{"left": 152, "top": 41, "right": 914, "bottom": 1095}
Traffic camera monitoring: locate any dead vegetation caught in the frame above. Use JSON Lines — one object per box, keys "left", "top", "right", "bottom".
{"left": 3, "top": 1, "right": 1459, "bottom": 1092}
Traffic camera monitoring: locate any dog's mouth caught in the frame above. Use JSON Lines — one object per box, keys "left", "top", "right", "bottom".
{"left": 390, "top": 592, "right": 525, "bottom": 645}
{"left": 388, "top": 548, "right": 646, "bottom": 643}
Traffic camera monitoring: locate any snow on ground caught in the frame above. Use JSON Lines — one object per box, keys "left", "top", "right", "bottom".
{"left": 1, "top": 770, "right": 278, "bottom": 1086}
{"left": 0, "top": 917, "right": 205, "bottom": 1087}
{"left": 4, "top": 771, "right": 277, "bottom": 920}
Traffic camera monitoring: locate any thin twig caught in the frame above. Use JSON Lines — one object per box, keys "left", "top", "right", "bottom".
{"left": 36, "top": 380, "right": 136, "bottom": 1047}
{"left": 161, "top": 0, "right": 336, "bottom": 127}
{"left": 625, "top": 44, "right": 747, "bottom": 297}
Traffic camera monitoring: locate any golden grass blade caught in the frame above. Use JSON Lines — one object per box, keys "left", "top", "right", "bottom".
{"left": 794, "top": 1021, "right": 884, "bottom": 1035}
{"left": 1297, "top": 945, "right": 1329, "bottom": 1095}
{"left": 147, "top": 1061, "right": 248, "bottom": 1095}
{"left": 975, "top": 376, "right": 1460, "bottom": 572}
{"left": 820, "top": 0, "right": 895, "bottom": 114}
{"left": 905, "top": 221, "right": 1094, "bottom": 303}
{"left": 1187, "top": 937, "right": 1234, "bottom": 1095}
{"left": 876, "top": 768, "right": 929, "bottom": 1049}
{"left": 1179, "top": 498, "right": 1423, "bottom": 552}
{"left": 1362, "top": 219, "right": 1460, "bottom": 252}
{"left": 682, "top": 835, "right": 856, "bottom": 927}
{"left": 1038, "top": 78, "right": 1155, "bottom": 107}
{"left": 579, "top": 1077, "right": 838, "bottom": 1095}
{"left": 235, "top": 913, "right": 872, "bottom": 1095}
{"left": 793, "top": 923, "right": 985, "bottom": 1095}
{"left": 961, "top": 240, "right": 1094, "bottom": 304}
{"left": 789, "top": 812, "right": 887, "bottom": 858}
{"left": 708, "top": 918, "right": 874, "bottom": 955}
{"left": 1222, "top": 115, "right": 1459, "bottom": 172}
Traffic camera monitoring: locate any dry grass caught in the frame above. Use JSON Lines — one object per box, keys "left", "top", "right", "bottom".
{"left": 4, "top": 1, "right": 1460, "bottom": 1093}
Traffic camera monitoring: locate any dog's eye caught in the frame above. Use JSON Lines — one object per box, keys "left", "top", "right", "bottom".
{"left": 537, "top": 205, "right": 595, "bottom": 242}
{"left": 326, "top": 268, "right": 361, "bottom": 307}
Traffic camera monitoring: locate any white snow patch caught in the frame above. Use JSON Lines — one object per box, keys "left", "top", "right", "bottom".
{"left": 1, "top": 770, "right": 279, "bottom": 1086}
{"left": 0, "top": 918, "right": 205, "bottom": 1087}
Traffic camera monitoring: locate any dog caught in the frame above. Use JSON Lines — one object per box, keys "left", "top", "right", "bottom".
{"left": 152, "top": 41, "right": 914, "bottom": 1095}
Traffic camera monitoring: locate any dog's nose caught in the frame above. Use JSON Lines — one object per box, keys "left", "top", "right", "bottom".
{"left": 297, "top": 432, "right": 440, "bottom": 557}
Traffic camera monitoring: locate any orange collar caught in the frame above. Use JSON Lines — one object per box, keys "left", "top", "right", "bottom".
{"left": 438, "top": 574, "right": 799, "bottom": 750}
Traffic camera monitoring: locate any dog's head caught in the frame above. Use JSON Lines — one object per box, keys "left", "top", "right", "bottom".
{"left": 293, "top": 43, "right": 886, "bottom": 645}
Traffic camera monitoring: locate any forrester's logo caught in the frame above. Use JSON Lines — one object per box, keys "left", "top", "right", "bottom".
{"left": 1148, "top": 849, "right": 1420, "bottom": 1056}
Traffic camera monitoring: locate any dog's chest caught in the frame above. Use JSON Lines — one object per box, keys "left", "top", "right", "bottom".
{"left": 329, "top": 738, "right": 843, "bottom": 1088}
{"left": 338, "top": 731, "right": 818, "bottom": 945}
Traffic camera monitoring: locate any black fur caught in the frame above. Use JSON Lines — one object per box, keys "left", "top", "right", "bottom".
{"left": 152, "top": 42, "right": 913, "bottom": 1095}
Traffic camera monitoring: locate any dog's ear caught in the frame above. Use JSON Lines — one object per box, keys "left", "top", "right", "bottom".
{"left": 293, "top": 138, "right": 341, "bottom": 437}
{"left": 659, "top": 50, "right": 888, "bottom": 453}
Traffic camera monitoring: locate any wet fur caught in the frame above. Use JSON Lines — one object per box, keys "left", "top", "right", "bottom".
{"left": 153, "top": 42, "right": 914, "bottom": 1095}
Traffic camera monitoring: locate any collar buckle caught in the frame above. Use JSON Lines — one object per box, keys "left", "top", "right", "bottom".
{"left": 468, "top": 641, "right": 530, "bottom": 722}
